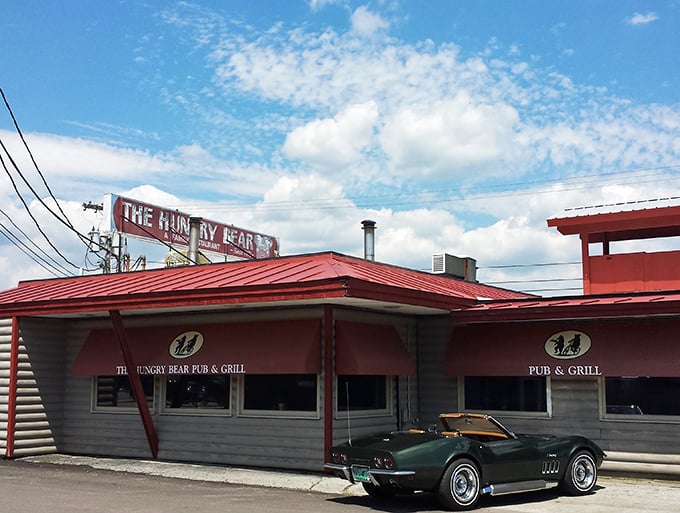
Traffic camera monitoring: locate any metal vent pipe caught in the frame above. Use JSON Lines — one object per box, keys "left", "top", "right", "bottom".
{"left": 188, "top": 216, "right": 202, "bottom": 264}
{"left": 361, "top": 219, "right": 376, "bottom": 261}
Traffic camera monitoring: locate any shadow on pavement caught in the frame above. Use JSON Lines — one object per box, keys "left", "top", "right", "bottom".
{"left": 326, "top": 486, "right": 604, "bottom": 512}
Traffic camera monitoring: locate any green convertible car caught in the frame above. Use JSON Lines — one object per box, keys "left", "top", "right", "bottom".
{"left": 324, "top": 413, "right": 605, "bottom": 511}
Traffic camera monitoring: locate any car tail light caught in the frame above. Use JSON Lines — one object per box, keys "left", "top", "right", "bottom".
{"left": 340, "top": 453, "right": 349, "bottom": 464}
{"left": 331, "top": 451, "right": 340, "bottom": 463}
{"left": 383, "top": 456, "right": 394, "bottom": 469}
{"left": 373, "top": 456, "right": 383, "bottom": 468}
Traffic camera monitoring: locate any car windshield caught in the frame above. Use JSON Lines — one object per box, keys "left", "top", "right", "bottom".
{"left": 439, "top": 414, "right": 511, "bottom": 437}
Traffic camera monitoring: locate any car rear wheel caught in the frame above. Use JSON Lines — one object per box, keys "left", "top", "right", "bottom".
{"left": 362, "top": 482, "right": 397, "bottom": 499}
{"left": 438, "top": 458, "right": 480, "bottom": 511}
{"left": 561, "top": 450, "right": 597, "bottom": 495}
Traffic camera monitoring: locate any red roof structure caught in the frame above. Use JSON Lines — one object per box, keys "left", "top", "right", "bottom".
{"left": 450, "top": 290, "right": 680, "bottom": 324}
{"left": 0, "top": 252, "right": 530, "bottom": 318}
{"left": 548, "top": 203, "right": 680, "bottom": 294}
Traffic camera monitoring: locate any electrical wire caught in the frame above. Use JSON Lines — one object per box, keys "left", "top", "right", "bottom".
{"left": 0, "top": 207, "right": 72, "bottom": 275}
{"left": 0, "top": 148, "right": 81, "bottom": 269}
{"left": 0, "top": 223, "right": 67, "bottom": 277}
{"left": 0, "top": 87, "right": 76, "bottom": 230}
{"left": 0, "top": 89, "right": 107, "bottom": 271}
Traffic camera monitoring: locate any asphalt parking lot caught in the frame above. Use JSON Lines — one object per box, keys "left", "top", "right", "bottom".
{"left": 2, "top": 455, "right": 679, "bottom": 513}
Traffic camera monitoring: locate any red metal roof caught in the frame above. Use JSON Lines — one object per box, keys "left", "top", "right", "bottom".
{"left": 0, "top": 252, "right": 530, "bottom": 318}
{"left": 548, "top": 203, "right": 680, "bottom": 242}
{"left": 451, "top": 290, "right": 680, "bottom": 323}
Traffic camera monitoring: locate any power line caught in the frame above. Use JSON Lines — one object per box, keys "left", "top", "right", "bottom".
{"left": 167, "top": 165, "right": 680, "bottom": 215}
{"left": 0, "top": 87, "right": 77, "bottom": 231}
{"left": 0, "top": 208, "right": 72, "bottom": 275}
{"left": 0, "top": 88, "right": 107, "bottom": 271}
{"left": 479, "top": 261, "right": 580, "bottom": 269}
{"left": 0, "top": 223, "right": 67, "bottom": 277}
{"left": 0, "top": 147, "right": 81, "bottom": 269}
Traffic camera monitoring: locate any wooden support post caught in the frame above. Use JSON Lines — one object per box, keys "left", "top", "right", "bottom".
{"left": 109, "top": 310, "right": 159, "bottom": 459}
{"left": 6, "top": 317, "right": 20, "bottom": 457}
{"left": 323, "top": 306, "right": 334, "bottom": 469}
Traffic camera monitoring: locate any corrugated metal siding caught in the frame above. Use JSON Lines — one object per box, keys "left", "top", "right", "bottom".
{"left": 0, "top": 318, "right": 11, "bottom": 455}
{"left": 416, "top": 316, "right": 457, "bottom": 427}
{"left": 8, "top": 318, "right": 66, "bottom": 456}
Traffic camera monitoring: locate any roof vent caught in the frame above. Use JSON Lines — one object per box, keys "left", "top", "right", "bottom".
{"left": 432, "top": 253, "right": 477, "bottom": 282}
{"left": 361, "top": 220, "right": 376, "bottom": 261}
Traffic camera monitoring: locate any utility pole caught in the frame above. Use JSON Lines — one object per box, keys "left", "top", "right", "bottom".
{"left": 83, "top": 201, "right": 126, "bottom": 274}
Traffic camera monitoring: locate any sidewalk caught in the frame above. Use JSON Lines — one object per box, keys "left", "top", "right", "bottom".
{"left": 21, "top": 454, "right": 365, "bottom": 496}
{"left": 21, "top": 452, "right": 680, "bottom": 497}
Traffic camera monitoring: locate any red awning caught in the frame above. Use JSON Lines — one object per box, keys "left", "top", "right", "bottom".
{"left": 335, "top": 320, "right": 415, "bottom": 375}
{"left": 73, "top": 319, "right": 321, "bottom": 376}
{"left": 446, "top": 319, "right": 680, "bottom": 378}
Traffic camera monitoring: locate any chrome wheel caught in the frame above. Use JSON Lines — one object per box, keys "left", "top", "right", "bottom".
{"left": 438, "top": 459, "right": 480, "bottom": 510}
{"left": 562, "top": 451, "right": 597, "bottom": 495}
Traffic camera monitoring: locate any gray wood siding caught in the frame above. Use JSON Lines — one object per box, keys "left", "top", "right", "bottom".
{"left": 330, "top": 310, "right": 419, "bottom": 445}
{"left": 61, "top": 312, "right": 327, "bottom": 470}
{"left": 0, "top": 318, "right": 11, "bottom": 455}
{"left": 415, "top": 316, "right": 457, "bottom": 428}
{"left": 480, "top": 378, "right": 680, "bottom": 456}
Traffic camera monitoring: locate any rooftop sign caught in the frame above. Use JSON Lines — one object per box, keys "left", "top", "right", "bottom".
{"left": 103, "top": 194, "right": 279, "bottom": 259}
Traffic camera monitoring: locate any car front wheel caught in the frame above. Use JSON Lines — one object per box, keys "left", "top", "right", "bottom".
{"left": 561, "top": 450, "right": 597, "bottom": 495}
{"left": 438, "top": 458, "right": 480, "bottom": 511}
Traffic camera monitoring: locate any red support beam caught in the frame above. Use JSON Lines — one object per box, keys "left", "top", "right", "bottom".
{"left": 109, "top": 310, "right": 158, "bottom": 459}
{"left": 323, "top": 306, "right": 334, "bottom": 470}
{"left": 5, "top": 317, "right": 20, "bottom": 457}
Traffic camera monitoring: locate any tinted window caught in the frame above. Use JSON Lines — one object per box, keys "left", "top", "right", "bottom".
{"left": 337, "top": 375, "right": 388, "bottom": 412}
{"left": 605, "top": 377, "right": 680, "bottom": 416}
{"left": 465, "top": 376, "right": 547, "bottom": 412}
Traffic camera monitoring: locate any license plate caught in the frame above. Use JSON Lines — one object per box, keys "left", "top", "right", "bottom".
{"left": 351, "top": 465, "right": 370, "bottom": 483}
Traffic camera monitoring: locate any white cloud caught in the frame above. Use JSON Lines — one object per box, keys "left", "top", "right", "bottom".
{"left": 309, "top": 0, "right": 344, "bottom": 11}
{"left": 350, "top": 6, "right": 389, "bottom": 37}
{"left": 282, "top": 101, "right": 379, "bottom": 168}
{"left": 379, "top": 94, "right": 522, "bottom": 177}
{"left": 627, "top": 12, "right": 659, "bottom": 25}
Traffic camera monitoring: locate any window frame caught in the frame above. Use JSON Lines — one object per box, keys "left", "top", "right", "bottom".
{"left": 459, "top": 376, "right": 552, "bottom": 419}
{"left": 600, "top": 376, "right": 680, "bottom": 423}
{"left": 160, "top": 374, "right": 233, "bottom": 417}
{"left": 335, "top": 375, "right": 393, "bottom": 419}
{"left": 91, "top": 375, "right": 156, "bottom": 414}
{"left": 237, "top": 374, "right": 321, "bottom": 419}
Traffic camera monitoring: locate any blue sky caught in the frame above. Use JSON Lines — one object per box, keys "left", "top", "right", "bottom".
{"left": 1, "top": 0, "right": 679, "bottom": 294}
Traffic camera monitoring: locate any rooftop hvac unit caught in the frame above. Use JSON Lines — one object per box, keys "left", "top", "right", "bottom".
{"left": 432, "top": 253, "right": 477, "bottom": 282}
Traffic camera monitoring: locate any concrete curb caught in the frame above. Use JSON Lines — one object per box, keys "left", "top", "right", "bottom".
{"left": 20, "top": 453, "right": 679, "bottom": 498}
{"left": 21, "top": 454, "right": 366, "bottom": 496}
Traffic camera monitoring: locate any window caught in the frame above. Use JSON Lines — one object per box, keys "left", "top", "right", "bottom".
{"left": 605, "top": 377, "right": 680, "bottom": 417}
{"left": 337, "top": 375, "right": 389, "bottom": 415}
{"left": 95, "top": 375, "right": 154, "bottom": 410}
{"left": 164, "top": 375, "right": 230, "bottom": 412}
{"left": 464, "top": 376, "right": 548, "bottom": 414}
{"left": 241, "top": 374, "right": 318, "bottom": 415}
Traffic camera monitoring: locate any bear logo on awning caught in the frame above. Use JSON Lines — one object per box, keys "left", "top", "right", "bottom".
{"left": 169, "top": 331, "right": 204, "bottom": 359}
{"left": 545, "top": 330, "right": 591, "bottom": 359}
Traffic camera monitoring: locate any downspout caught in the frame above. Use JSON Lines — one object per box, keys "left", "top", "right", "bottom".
{"left": 323, "top": 306, "right": 334, "bottom": 469}
{"left": 109, "top": 310, "right": 159, "bottom": 459}
{"left": 6, "top": 317, "right": 19, "bottom": 458}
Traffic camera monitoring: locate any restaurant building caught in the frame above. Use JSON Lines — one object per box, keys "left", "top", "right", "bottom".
{"left": 1, "top": 204, "right": 680, "bottom": 473}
